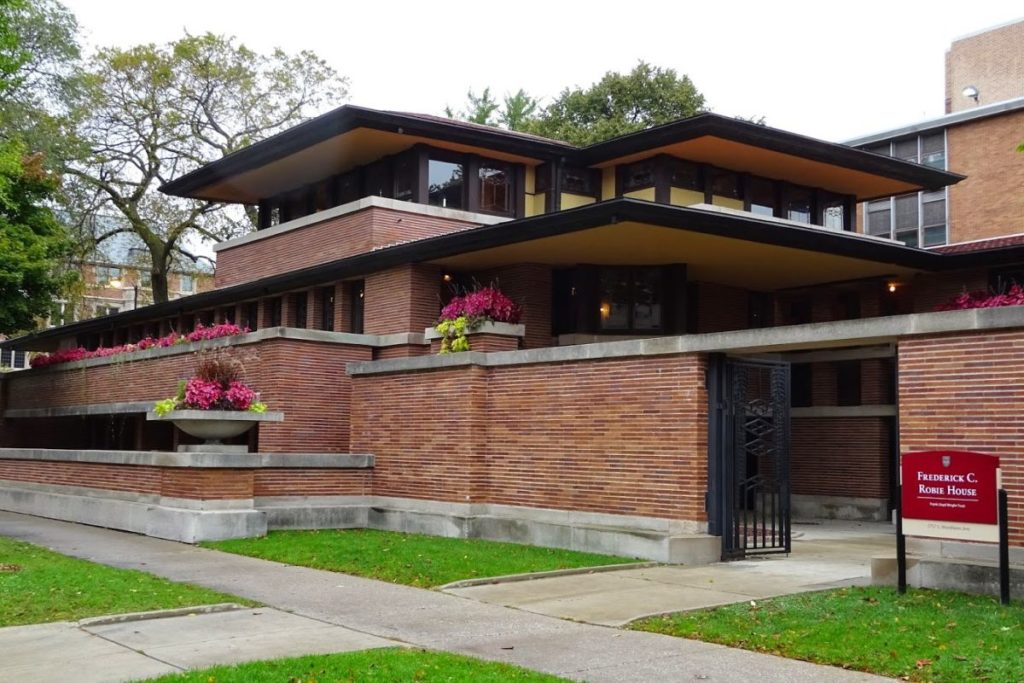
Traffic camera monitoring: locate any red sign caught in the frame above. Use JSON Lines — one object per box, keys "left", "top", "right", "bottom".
{"left": 901, "top": 451, "right": 999, "bottom": 525}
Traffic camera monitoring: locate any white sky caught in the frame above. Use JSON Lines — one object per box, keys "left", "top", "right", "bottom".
{"left": 61, "top": 1, "right": 1023, "bottom": 142}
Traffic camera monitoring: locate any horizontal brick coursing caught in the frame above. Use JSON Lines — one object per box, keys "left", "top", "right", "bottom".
{"left": 364, "top": 264, "right": 442, "bottom": 336}
{"left": 0, "top": 459, "right": 162, "bottom": 495}
{"left": 792, "top": 417, "right": 891, "bottom": 499}
{"left": 350, "top": 355, "right": 709, "bottom": 521}
{"left": 253, "top": 468, "right": 370, "bottom": 497}
{"left": 215, "top": 207, "right": 476, "bottom": 287}
{"left": 899, "top": 330, "right": 1024, "bottom": 546}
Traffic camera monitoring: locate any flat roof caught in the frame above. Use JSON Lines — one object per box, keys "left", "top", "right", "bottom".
{"left": 5, "top": 199, "right": 956, "bottom": 351}
{"left": 160, "top": 106, "right": 963, "bottom": 204}
{"left": 845, "top": 96, "right": 1024, "bottom": 147}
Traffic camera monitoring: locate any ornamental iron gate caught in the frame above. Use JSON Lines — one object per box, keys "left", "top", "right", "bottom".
{"left": 708, "top": 356, "right": 791, "bottom": 560}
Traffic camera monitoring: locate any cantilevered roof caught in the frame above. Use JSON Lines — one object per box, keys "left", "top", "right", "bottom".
{"left": 160, "top": 106, "right": 964, "bottom": 205}
{"left": 5, "top": 199, "right": 958, "bottom": 352}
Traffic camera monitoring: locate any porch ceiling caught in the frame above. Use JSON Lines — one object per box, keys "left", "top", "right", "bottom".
{"left": 429, "top": 221, "right": 921, "bottom": 290}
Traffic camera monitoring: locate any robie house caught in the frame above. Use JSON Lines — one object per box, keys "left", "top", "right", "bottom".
{"left": 1, "top": 105, "right": 1022, "bottom": 568}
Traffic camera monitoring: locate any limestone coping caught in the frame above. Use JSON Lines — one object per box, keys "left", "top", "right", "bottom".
{"left": 214, "top": 195, "right": 509, "bottom": 252}
{"left": 423, "top": 321, "right": 525, "bottom": 341}
{"left": 0, "top": 448, "right": 374, "bottom": 469}
{"left": 4, "top": 327, "right": 427, "bottom": 376}
{"left": 348, "top": 306, "right": 1024, "bottom": 376}
{"left": 146, "top": 409, "right": 284, "bottom": 423}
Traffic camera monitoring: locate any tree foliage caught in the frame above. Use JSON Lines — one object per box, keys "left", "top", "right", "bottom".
{"left": 0, "top": 0, "right": 75, "bottom": 335}
{"left": 446, "top": 62, "right": 707, "bottom": 145}
{"left": 66, "top": 32, "right": 348, "bottom": 302}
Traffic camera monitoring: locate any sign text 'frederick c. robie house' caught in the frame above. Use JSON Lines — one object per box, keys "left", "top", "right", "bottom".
{"left": 901, "top": 450, "right": 1000, "bottom": 542}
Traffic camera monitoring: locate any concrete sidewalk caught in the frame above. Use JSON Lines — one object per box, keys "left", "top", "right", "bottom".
{"left": 0, "top": 512, "right": 888, "bottom": 682}
{"left": 448, "top": 521, "right": 893, "bottom": 625}
{"left": 0, "top": 606, "right": 392, "bottom": 682}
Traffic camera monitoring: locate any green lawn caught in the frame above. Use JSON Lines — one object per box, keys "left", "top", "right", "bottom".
{"left": 203, "top": 529, "right": 632, "bottom": 588}
{"left": 0, "top": 537, "right": 252, "bottom": 626}
{"left": 141, "top": 647, "right": 569, "bottom": 682}
{"left": 632, "top": 586, "right": 1024, "bottom": 682}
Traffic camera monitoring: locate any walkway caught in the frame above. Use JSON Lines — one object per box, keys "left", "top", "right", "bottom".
{"left": 447, "top": 521, "right": 894, "bottom": 625}
{"left": 0, "top": 512, "right": 888, "bottom": 682}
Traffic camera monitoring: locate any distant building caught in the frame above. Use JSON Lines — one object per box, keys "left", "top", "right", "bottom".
{"left": 945, "top": 18, "right": 1024, "bottom": 113}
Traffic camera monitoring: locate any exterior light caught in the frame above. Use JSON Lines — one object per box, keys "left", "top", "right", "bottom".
{"left": 443, "top": 273, "right": 452, "bottom": 282}
{"left": 599, "top": 302, "right": 611, "bottom": 318}
{"left": 887, "top": 282, "right": 898, "bottom": 293}
{"left": 962, "top": 85, "right": 979, "bottom": 103}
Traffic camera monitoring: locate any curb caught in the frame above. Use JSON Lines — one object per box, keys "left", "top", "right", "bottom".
{"left": 438, "top": 561, "right": 658, "bottom": 590}
{"left": 78, "top": 602, "right": 247, "bottom": 627}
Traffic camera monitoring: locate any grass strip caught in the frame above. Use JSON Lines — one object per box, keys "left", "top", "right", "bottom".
{"left": 0, "top": 536, "right": 252, "bottom": 626}
{"left": 204, "top": 528, "right": 631, "bottom": 588}
{"left": 632, "top": 585, "right": 1024, "bottom": 682}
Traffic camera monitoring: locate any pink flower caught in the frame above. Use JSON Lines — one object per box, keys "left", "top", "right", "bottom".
{"left": 224, "top": 381, "right": 257, "bottom": 410}
{"left": 439, "top": 286, "right": 521, "bottom": 324}
{"left": 183, "top": 377, "right": 224, "bottom": 410}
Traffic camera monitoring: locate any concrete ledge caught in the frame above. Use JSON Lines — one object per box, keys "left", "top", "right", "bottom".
{"left": 424, "top": 321, "right": 525, "bottom": 341}
{"left": 4, "top": 401, "right": 154, "bottom": 419}
{"left": 0, "top": 448, "right": 374, "bottom": 469}
{"left": 255, "top": 495, "right": 714, "bottom": 563}
{"left": 348, "top": 306, "right": 1024, "bottom": 375}
{"left": 214, "top": 195, "right": 507, "bottom": 252}
{"left": 907, "top": 536, "right": 1024, "bottom": 565}
{"left": 0, "top": 484, "right": 266, "bottom": 543}
{"left": 792, "top": 494, "right": 890, "bottom": 522}
{"left": 872, "top": 554, "right": 1024, "bottom": 598}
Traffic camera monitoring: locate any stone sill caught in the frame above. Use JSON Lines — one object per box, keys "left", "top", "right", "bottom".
{"left": 214, "top": 195, "right": 510, "bottom": 253}
{"left": 348, "top": 306, "right": 1024, "bottom": 376}
{"left": 147, "top": 409, "right": 284, "bottom": 423}
{"left": 423, "top": 321, "right": 525, "bottom": 341}
{"left": 0, "top": 448, "right": 374, "bottom": 469}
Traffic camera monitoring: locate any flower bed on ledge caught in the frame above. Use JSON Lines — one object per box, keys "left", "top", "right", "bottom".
{"left": 937, "top": 285, "right": 1024, "bottom": 311}
{"left": 30, "top": 323, "right": 247, "bottom": 368}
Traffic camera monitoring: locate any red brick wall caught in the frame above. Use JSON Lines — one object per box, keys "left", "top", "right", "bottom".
{"left": 0, "top": 459, "right": 370, "bottom": 499}
{"left": 899, "top": 330, "right": 1024, "bottom": 545}
{"left": 350, "top": 354, "right": 709, "bottom": 521}
{"left": 945, "top": 21, "right": 1024, "bottom": 113}
{"left": 474, "top": 264, "right": 553, "bottom": 349}
{"left": 792, "top": 417, "right": 891, "bottom": 499}
{"left": 364, "top": 264, "right": 442, "bottom": 336}
{"left": 2, "top": 337, "right": 373, "bottom": 454}
{"left": 215, "top": 207, "right": 476, "bottom": 288}
{"left": 910, "top": 270, "right": 990, "bottom": 313}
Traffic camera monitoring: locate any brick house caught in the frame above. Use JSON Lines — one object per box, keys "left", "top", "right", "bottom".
{"left": 0, "top": 102, "right": 1021, "bottom": 568}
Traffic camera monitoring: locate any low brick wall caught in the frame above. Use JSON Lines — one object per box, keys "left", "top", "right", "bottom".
{"left": 350, "top": 353, "right": 709, "bottom": 524}
{"left": 792, "top": 416, "right": 891, "bottom": 500}
{"left": 899, "top": 330, "right": 1024, "bottom": 546}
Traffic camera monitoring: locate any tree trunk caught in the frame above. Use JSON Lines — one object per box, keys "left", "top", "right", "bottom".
{"left": 149, "top": 244, "right": 172, "bottom": 304}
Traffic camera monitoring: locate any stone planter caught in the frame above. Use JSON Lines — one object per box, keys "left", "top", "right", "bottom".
{"left": 425, "top": 321, "right": 525, "bottom": 353}
{"left": 147, "top": 409, "right": 284, "bottom": 451}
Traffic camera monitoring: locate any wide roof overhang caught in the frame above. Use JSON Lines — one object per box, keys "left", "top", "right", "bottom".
{"left": 159, "top": 107, "right": 963, "bottom": 205}
{"left": 6, "top": 200, "right": 964, "bottom": 352}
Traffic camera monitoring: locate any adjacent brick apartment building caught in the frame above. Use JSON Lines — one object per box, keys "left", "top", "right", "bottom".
{"left": 0, "top": 96, "right": 1020, "bottom": 565}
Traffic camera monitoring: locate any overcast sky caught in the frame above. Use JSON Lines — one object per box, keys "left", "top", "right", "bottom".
{"left": 62, "top": 1, "right": 1021, "bottom": 142}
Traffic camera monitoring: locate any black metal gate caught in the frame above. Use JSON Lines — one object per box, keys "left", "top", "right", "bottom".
{"left": 708, "top": 356, "right": 791, "bottom": 560}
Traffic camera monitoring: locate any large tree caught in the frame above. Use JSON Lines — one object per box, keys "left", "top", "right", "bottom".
{"left": 446, "top": 62, "right": 706, "bottom": 145}
{"left": 0, "top": 0, "right": 75, "bottom": 334}
{"left": 66, "top": 33, "right": 348, "bottom": 302}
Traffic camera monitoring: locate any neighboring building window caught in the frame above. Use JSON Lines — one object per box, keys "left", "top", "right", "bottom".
{"left": 96, "top": 266, "right": 121, "bottom": 285}
{"left": 598, "top": 267, "right": 663, "bottom": 332}
{"left": 180, "top": 274, "right": 195, "bottom": 293}
{"left": 96, "top": 304, "right": 119, "bottom": 316}
{"left": 428, "top": 158, "right": 465, "bottom": 209}
{"left": 862, "top": 131, "right": 947, "bottom": 247}
{"left": 478, "top": 162, "right": 513, "bottom": 214}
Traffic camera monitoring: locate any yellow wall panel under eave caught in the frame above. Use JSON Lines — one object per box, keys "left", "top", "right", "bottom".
{"left": 625, "top": 188, "right": 657, "bottom": 202}
{"left": 561, "top": 193, "right": 596, "bottom": 210}
{"left": 602, "top": 168, "right": 616, "bottom": 200}
{"left": 524, "top": 166, "right": 536, "bottom": 194}
{"left": 670, "top": 188, "right": 705, "bottom": 207}
{"left": 713, "top": 195, "right": 744, "bottom": 210}
{"left": 532, "top": 192, "right": 547, "bottom": 215}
